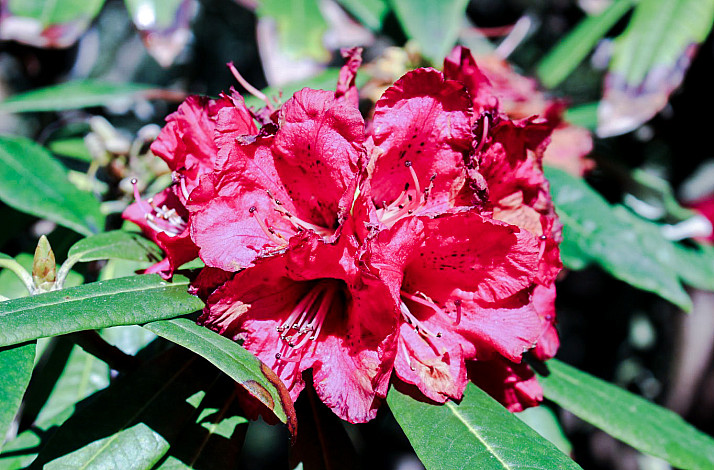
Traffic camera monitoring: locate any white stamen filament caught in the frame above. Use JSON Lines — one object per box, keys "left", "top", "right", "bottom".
{"left": 132, "top": 179, "right": 187, "bottom": 237}
{"left": 274, "top": 281, "right": 338, "bottom": 362}
{"left": 376, "top": 161, "right": 434, "bottom": 226}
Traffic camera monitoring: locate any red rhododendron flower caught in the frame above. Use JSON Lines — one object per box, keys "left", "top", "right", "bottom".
{"left": 147, "top": 47, "right": 567, "bottom": 422}
{"left": 200, "top": 230, "right": 398, "bottom": 423}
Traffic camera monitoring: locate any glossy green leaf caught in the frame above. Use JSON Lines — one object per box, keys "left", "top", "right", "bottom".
{"left": 155, "top": 376, "right": 249, "bottom": 469}
{"left": 144, "top": 318, "right": 295, "bottom": 427}
{"left": 0, "top": 0, "right": 105, "bottom": 48}
{"left": 67, "top": 231, "right": 163, "bottom": 264}
{"left": 599, "top": 0, "right": 714, "bottom": 136}
{"left": 387, "top": 383, "right": 581, "bottom": 469}
{"left": 516, "top": 406, "right": 572, "bottom": 457}
{"left": 546, "top": 166, "right": 692, "bottom": 310}
{"left": 537, "top": 0, "right": 636, "bottom": 88}
{"left": 31, "top": 347, "right": 221, "bottom": 468}
{"left": 0, "top": 274, "right": 204, "bottom": 348}
{"left": 0, "top": 81, "right": 156, "bottom": 113}
{"left": 35, "top": 346, "right": 110, "bottom": 425}
{"left": 390, "top": 0, "right": 469, "bottom": 63}
{"left": 257, "top": 0, "right": 329, "bottom": 61}
{"left": 336, "top": 0, "right": 389, "bottom": 30}
{"left": 44, "top": 423, "right": 169, "bottom": 469}
{"left": 0, "top": 343, "right": 35, "bottom": 451}
{"left": 539, "top": 359, "right": 714, "bottom": 469}
{"left": 0, "top": 135, "right": 104, "bottom": 237}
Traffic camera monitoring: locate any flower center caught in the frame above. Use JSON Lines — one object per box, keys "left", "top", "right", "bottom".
{"left": 131, "top": 179, "right": 187, "bottom": 237}
{"left": 376, "top": 161, "right": 435, "bottom": 226}
{"left": 274, "top": 280, "right": 341, "bottom": 362}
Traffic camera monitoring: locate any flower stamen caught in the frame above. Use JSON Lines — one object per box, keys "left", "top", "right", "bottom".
{"left": 227, "top": 62, "right": 275, "bottom": 112}
{"left": 275, "top": 281, "right": 339, "bottom": 362}
{"left": 249, "top": 206, "right": 289, "bottom": 246}
{"left": 132, "top": 179, "right": 187, "bottom": 237}
{"left": 377, "top": 161, "right": 434, "bottom": 225}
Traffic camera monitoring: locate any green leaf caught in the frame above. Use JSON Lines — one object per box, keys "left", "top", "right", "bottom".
{"left": 144, "top": 318, "right": 296, "bottom": 428}
{"left": 387, "top": 383, "right": 581, "bottom": 469}
{"left": 257, "top": 0, "right": 329, "bottom": 61}
{"left": 6, "top": 0, "right": 105, "bottom": 27}
{"left": 2, "top": 0, "right": 105, "bottom": 47}
{"left": 44, "top": 423, "right": 169, "bottom": 470}
{"left": 546, "top": 166, "right": 692, "bottom": 310}
{"left": 67, "top": 231, "right": 163, "bottom": 264}
{"left": 154, "top": 376, "right": 249, "bottom": 469}
{"left": 0, "top": 81, "right": 157, "bottom": 113}
{"left": 564, "top": 102, "right": 599, "bottom": 131}
{"left": 539, "top": 359, "right": 714, "bottom": 469}
{"left": 48, "top": 138, "right": 93, "bottom": 163}
{"left": 335, "top": 0, "right": 389, "bottom": 30}
{"left": 0, "top": 135, "right": 104, "bottom": 237}
{"left": 0, "top": 274, "right": 204, "bottom": 348}
{"left": 599, "top": 0, "right": 714, "bottom": 136}
{"left": 516, "top": 406, "right": 572, "bottom": 457}
{"left": 536, "top": 0, "right": 636, "bottom": 88}
{"left": 390, "top": 0, "right": 469, "bottom": 64}
{"left": 0, "top": 343, "right": 35, "bottom": 451}
{"left": 31, "top": 347, "right": 222, "bottom": 468}
{"left": 35, "top": 346, "right": 110, "bottom": 425}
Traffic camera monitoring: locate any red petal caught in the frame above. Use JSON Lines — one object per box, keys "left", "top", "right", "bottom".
{"left": 273, "top": 88, "right": 365, "bottom": 228}
{"left": 443, "top": 46, "right": 499, "bottom": 115}
{"left": 371, "top": 68, "right": 472, "bottom": 214}
{"left": 468, "top": 358, "right": 543, "bottom": 412}
{"left": 150, "top": 95, "right": 221, "bottom": 196}
{"left": 404, "top": 212, "right": 539, "bottom": 303}
{"left": 335, "top": 47, "right": 363, "bottom": 108}
{"left": 531, "top": 284, "right": 559, "bottom": 361}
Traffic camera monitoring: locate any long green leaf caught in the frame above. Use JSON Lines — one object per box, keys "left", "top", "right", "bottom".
{"left": 390, "top": 0, "right": 469, "bottom": 64}
{"left": 0, "top": 275, "right": 204, "bottom": 348}
{"left": 1, "top": 0, "right": 105, "bottom": 47}
{"left": 67, "top": 231, "right": 163, "bottom": 264}
{"left": 0, "top": 135, "right": 104, "bottom": 237}
{"left": 0, "top": 81, "right": 158, "bottom": 113}
{"left": 599, "top": 0, "right": 714, "bottom": 136}
{"left": 546, "top": 166, "right": 692, "bottom": 310}
{"left": 257, "top": 0, "right": 329, "bottom": 61}
{"left": 387, "top": 383, "right": 581, "bottom": 469}
{"left": 154, "top": 376, "right": 249, "bottom": 469}
{"left": 34, "top": 346, "right": 110, "bottom": 425}
{"left": 539, "top": 359, "right": 714, "bottom": 469}
{"left": 335, "top": 0, "right": 389, "bottom": 30}
{"left": 0, "top": 343, "right": 35, "bottom": 451}
{"left": 44, "top": 423, "right": 169, "bottom": 470}
{"left": 537, "top": 0, "right": 636, "bottom": 88}
{"left": 144, "top": 318, "right": 295, "bottom": 428}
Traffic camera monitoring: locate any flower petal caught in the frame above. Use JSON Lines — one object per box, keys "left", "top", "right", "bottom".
{"left": 371, "top": 68, "right": 472, "bottom": 214}
{"left": 468, "top": 358, "right": 543, "bottom": 412}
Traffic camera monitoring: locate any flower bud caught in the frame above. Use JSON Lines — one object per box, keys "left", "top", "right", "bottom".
{"left": 32, "top": 235, "right": 56, "bottom": 292}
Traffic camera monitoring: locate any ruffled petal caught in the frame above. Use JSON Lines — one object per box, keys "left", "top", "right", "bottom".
{"left": 371, "top": 68, "right": 472, "bottom": 216}
{"left": 468, "top": 358, "right": 543, "bottom": 412}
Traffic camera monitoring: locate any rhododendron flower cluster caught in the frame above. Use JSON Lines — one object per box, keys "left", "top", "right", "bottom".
{"left": 124, "top": 47, "right": 563, "bottom": 423}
